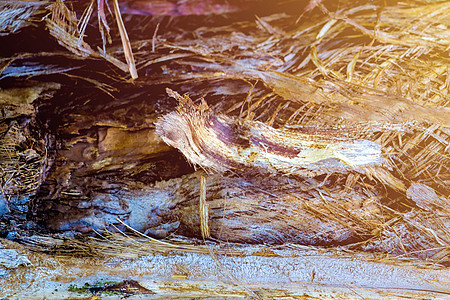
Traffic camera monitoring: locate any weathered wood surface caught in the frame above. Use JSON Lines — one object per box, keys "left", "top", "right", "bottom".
{"left": 41, "top": 170, "right": 381, "bottom": 245}
{"left": 36, "top": 168, "right": 449, "bottom": 264}
{"left": 1, "top": 238, "right": 449, "bottom": 299}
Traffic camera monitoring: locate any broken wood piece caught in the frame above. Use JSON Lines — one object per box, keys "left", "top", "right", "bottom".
{"left": 156, "top": 89, "right": 382, "bottom": 177}
{"left": 199, "top": 175, "right": 210, "bottom": 239}
{"left": 112, "top": 0, "right": 138, "bottom": 79}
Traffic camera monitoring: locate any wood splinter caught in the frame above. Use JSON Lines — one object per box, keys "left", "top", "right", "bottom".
{"left": 156, "top": 88, "right": 383, "bottom": 177}
{"left": 199, "top": 175, "right": 210, "bottom": 239}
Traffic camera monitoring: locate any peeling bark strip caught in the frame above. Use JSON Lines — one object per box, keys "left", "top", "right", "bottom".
{"left": 156, "top": 89, "right": 382, "bottom": 176}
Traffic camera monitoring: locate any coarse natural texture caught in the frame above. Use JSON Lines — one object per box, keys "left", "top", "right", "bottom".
{"left": 0, "top": 0, "right": 449, "bottom": 280}
{"left": 0, "top": 82, "right": 59, "bottom": 218}
{"left": 157, "top": 89, "right": 383, "bottom": 177}
{"left": 38, "top": 170, "right": 383, "bottom": 246}
{"left": 0, "top": 0, "right": 47, "bottom": 35}
{"left": 3, "top": 237, "right": 450, "bottom": 299}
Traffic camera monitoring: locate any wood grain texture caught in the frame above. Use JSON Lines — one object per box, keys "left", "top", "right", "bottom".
{"left": 157, "top": 89, "right": 383, "bottom": 177}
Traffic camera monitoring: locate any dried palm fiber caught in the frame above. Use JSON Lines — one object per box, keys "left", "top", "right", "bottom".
{"left": 119, "top": 1, "right": 450, "bottom": 125}
{"left": 6, "top": 233, "right": 449, "bottom": 299}
{"left": 155, "top": 96, "right": 448, "bottom": 258}
{"left": 25, "top": 0, "right": 449, "bottom": 109}
{"left": 0, "top": 0, "right": 47, "bottom": 35}
{"left": 34, "top": 165, "right": 448, "bottom": 260}
{"left": 41, "top": 2, "right": 446, "bottom": 214}
{"left": 145, "top": 0, "right": 449, "bottom": 261}
{"left": 140, "top": 1, "right": 449, "bottom": 186}
{"left": 5, "top": 1, "right": 447, "bottom": 192}
{"left": 45, "top": 0, "right": 136, "bottom": 78}
{"left": 10, "top": 0, "right": 450, "bottom": 125}
{"left": 358, "top": 209, "right": 450, "bottom": 262}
